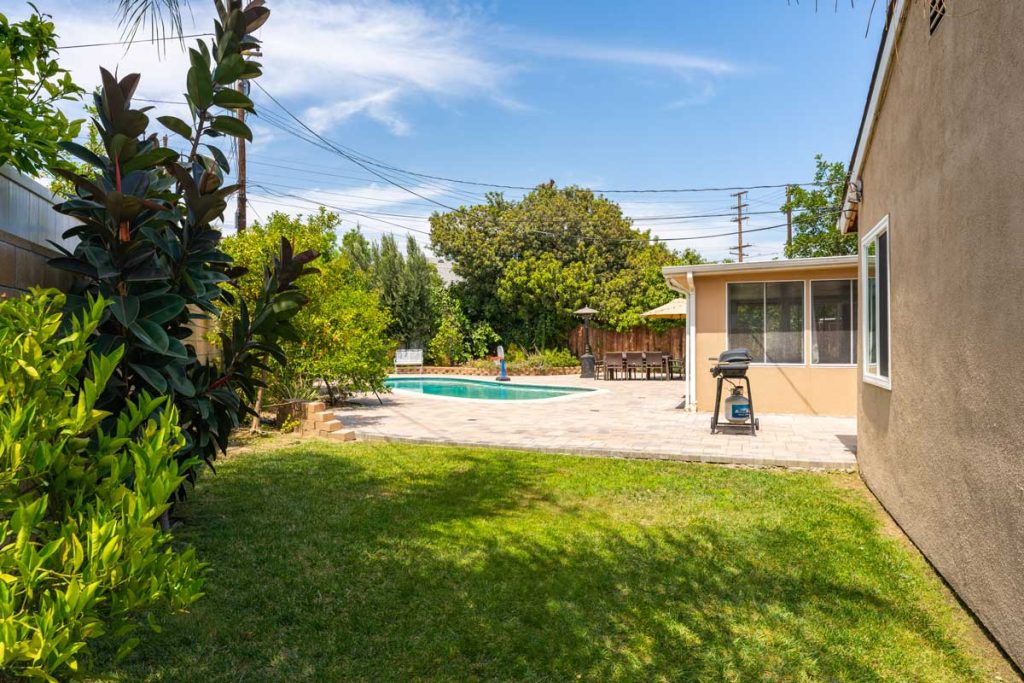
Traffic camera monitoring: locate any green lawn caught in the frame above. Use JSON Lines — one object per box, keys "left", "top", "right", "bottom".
{"left": 95, "top": 440, "right": 1000, "bottom": 682}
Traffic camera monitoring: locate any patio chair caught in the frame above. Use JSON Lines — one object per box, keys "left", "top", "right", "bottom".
{"left": 624, "top": 351, "right": 645, "bottom": 379}
{"left": 603, "top": 352, "right": 625, "bottom": 380}
{"left": 644, "top": 351, "right": 666, "bottom": 379}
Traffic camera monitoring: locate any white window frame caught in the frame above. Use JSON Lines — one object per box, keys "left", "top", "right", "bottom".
{"left": 725, "top": 280, "right": 806, "bottom": 366}
{"left": 861, "top": 215, "right": 892, "bottom": 389}
{"left": 809, "top": 278, "right": 857, "bottom": 367}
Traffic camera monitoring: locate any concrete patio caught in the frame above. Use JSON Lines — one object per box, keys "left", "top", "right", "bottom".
{"left": 340, "top": 374, "right": 857, "bottom": 470}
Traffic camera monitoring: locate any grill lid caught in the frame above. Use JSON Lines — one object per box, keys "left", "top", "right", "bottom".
{"left": 718, "top": 348, "right": 752, "bottom": 363}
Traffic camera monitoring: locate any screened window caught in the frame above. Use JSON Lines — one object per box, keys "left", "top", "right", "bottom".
{"left": 727, "top": 281, "right": 804, "bottom": 364}
{"left": 862, "top": 217, "right": 891, "bottom": 387}
{"left": 811, "top": 280, "right": 856, "bottom": 365}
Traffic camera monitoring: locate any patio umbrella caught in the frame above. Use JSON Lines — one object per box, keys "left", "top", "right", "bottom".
{"left": 640, "top": 297, "right": 687, "bottom": 361}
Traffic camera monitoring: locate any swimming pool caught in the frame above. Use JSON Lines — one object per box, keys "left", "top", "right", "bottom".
{"left": 385, "top": 376, "right": 594, "bottom": 401}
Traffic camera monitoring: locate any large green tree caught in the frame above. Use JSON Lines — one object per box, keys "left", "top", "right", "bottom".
{"left": 343, "top": 231, "right": 441, "bottom": 348}
{"left": 430, "top": 183, "right": 704, "bottom": 347}
{"left": 782, "top": 155, "right": 857, "bottom": 258}
{"left": 0, "top": 6, "right": 84, "bottom": 175}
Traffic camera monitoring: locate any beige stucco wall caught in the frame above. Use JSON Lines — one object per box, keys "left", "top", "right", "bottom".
{"left": 685, "top": 265, "right": 858, "bottom": 416}
{"left": 854, "top": 1, "right": 1024, "bottom": 668}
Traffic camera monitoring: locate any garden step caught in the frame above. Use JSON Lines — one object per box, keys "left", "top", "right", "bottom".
{"left": 300, "top": 401, "right": 327, "bottom": 417}
{"left": 327, "top": 428, "right": 356, "bottom": 442}
{"left": 315, "top": 419, "right": 343, "bottom": 434}
{"left": 311, "top": 411, "right": 339, "bottom": 426}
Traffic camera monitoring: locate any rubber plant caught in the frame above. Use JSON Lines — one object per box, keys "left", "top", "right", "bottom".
{"left": 47, "top": 0, "right": 317, "bottom": 496}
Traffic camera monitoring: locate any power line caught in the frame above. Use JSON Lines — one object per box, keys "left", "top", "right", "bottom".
{"left": 129, "top": 86, "right": 824, "bottom": 203}
{"left": 252, "top": 83, "right": 820, "bottom": 198}
{"left": 250, "top": 186, "right": 434, "bottom": 237}
{"left": 253, "top": 82, "right": 462, "bottom": 212}
{"left": 58, "top": 32, "right": 214, "bottom": 49}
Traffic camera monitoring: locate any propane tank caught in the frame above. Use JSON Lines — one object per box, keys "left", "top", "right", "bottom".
{"left": 724, "top": 385, "right": 751, "bottom": 423}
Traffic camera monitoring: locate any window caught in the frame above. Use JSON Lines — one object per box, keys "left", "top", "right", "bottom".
{"left": 727, "top": 281, "right": 804, "bottom": 364}
{"left": 862, "top": 216, "right": 891, "bottom": 388}
{"left": 811, "top": 280, "right": 856, "bottom": 365}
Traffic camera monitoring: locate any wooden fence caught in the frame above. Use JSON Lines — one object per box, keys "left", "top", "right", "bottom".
{"left": 0, "top": 165, "right": 76, "bottom": 297}
{"left": 568, "top": 324, "right": 685, "bottom": 359}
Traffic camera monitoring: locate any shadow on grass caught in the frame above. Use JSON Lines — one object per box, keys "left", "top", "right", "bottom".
{"left": 96, "top": 445, "right": 984, "bottom": 682}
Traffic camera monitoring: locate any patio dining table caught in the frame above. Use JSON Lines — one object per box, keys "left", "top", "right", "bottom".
{"left": 598, "top": 352, "right": 684, "bottom": 380}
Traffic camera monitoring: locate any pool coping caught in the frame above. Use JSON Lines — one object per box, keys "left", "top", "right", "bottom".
{"left": 385, "top": 374, "right": 606, "bottom": 404}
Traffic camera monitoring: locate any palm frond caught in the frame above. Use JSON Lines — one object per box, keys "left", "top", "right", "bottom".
{"left": 116, "top": 0, "right": 191, "bottom": 52}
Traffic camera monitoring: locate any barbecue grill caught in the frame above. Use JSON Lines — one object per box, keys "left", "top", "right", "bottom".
{"left": 709, "top": 348, "right": 759, "bottom": 435}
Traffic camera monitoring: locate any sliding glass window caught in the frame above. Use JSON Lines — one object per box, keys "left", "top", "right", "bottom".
{"left": 811, "top": 279, "right": 856, "bottom": 365}
{"left": 727, "top": 281, "right": 804, "bottom": 364}
{"left": 862, "top": 216, "right": 891, "bottom": 387}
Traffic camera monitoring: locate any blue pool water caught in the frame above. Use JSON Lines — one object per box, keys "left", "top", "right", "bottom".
{"left": 385, "top": 376, "right": 593, "bottom": 401}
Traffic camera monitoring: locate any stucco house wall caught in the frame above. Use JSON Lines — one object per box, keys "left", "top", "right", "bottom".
{"left": 847, "top": 0, "right": 1024, "bottom": 667}
{"left": 664, "top": 259, "right": 858, "bottom": 416}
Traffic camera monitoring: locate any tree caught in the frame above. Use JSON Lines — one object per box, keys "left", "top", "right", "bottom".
{"left": 221, "top": 210, "right": 393, "bottom": 400}
{"left": 340, "top": 225, "right": 375, "bottom": 276}
{"left": 115, "top": 0, "right": 189, "bottom": 46}
{"left": 47, "top": 0, "right": 314, "bottom": 490}
{"left": 782, "top": 155, "right": 857, "bottom": 258}
{"left": 349, "top": 231, "right": 441, "bottom": 348}
{"left": 400, "top": 235, "right": 441, "bottom": 347}
{"left": 430, "top": 183, "right": 706, "bottom": 347}
{"left": 50, "top": 101, "right": 103, "bottom": 197}
{"left": 0, "top": 6, "right": 84, "bottom": 176}
{"left": 597, "top": 242, "right": 704, "bottom": 332}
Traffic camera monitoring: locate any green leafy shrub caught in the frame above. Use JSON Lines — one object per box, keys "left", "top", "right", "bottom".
{"left": 468, "top": 321, "right": 500, "bottom": 359}
{"left": 426, "top": 286, "right": 500, "bottom": 366}
{"left": 0, "top": 6, "right": 84, "bottom": 176}
{"left": 265, "top": 366, "right": 319, "bottom": 406}
{"left": 466, "top": 348, "right": 579, "bottom": 371}
{"left": 221, "top": 210, "right": 393, "bottom": 402}
{"left": 428, "top": 312, "right": 469, "bottom": 367}
{"left": 48, "top": 1, "right": 317, "bottom": 487}
{"left": 0, "top": 290, "right": 203, "bottom": 680}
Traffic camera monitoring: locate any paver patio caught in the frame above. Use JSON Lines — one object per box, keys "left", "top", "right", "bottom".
{"left": 342, "top": 374, "right": 857, "bottom": 470}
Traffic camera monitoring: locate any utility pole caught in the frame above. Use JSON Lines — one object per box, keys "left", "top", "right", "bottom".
{"left": 234, "top": 80, "right": 248, "bottom": 233}
{"left": 730, "top": 190, "right": 750, "bottom": 263}
{"left": 785, "top": 184, "right": 793, "bottom": 253}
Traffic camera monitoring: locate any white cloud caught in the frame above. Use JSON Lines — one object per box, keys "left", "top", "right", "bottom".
{"left": 39, "top": 0, "right": 740, "bottom": 136}
{"left": 506, "top": 36, "right": 737, "bottom": 77}
{"left": 666, "top": 82, "right": 717, "bottom": 109}
{"left": 304, "top": 89, "right": 409, "bottom": 135}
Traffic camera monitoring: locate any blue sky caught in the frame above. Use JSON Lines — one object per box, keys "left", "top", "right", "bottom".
{"left": 22, "top": 0, "right": 884, "bottom": 260}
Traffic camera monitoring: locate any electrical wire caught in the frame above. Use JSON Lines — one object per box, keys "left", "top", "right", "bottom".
{"left": 58, "top": 32, "right": 214, "bottom": 49}
{"left": 253, "top": 83, "right": 462, "bottom": 212}
{"left": 252, "top": 82, "right": 821, "bottom": 198}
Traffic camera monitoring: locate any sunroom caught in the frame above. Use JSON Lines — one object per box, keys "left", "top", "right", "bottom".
{"left": 662, "top": 255, "right": 859, "bottom": 416}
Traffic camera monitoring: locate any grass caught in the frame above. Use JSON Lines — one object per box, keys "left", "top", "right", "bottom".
{"left": 93, "top": 439, "right": 1003, "bottom": 682}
